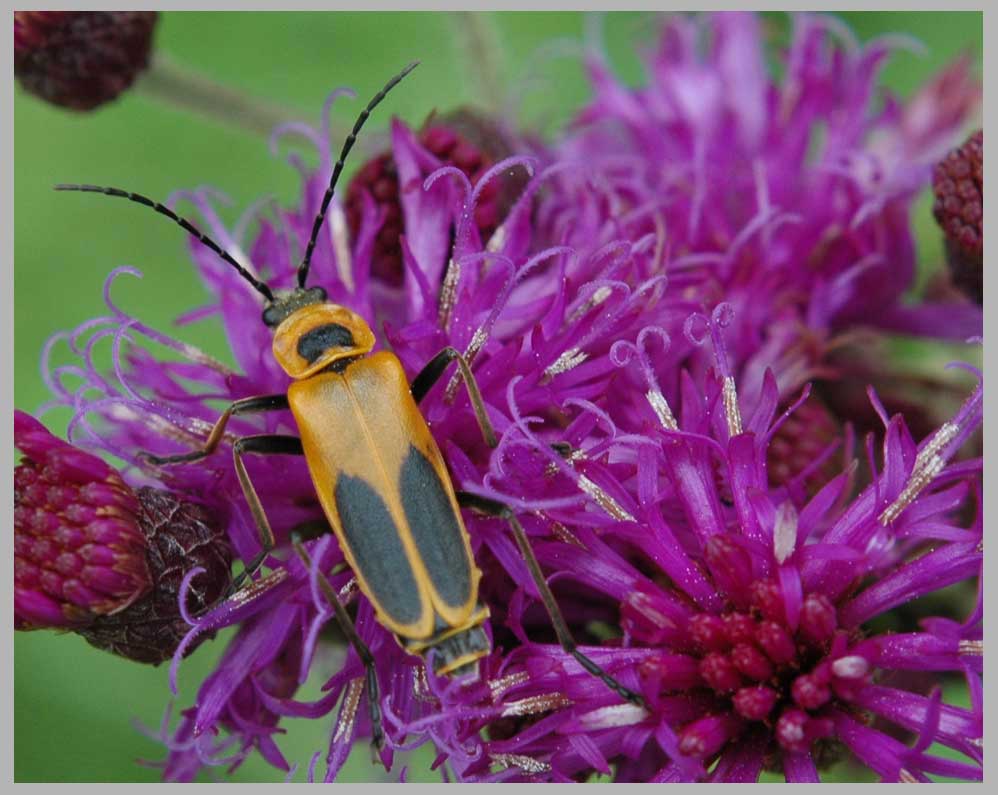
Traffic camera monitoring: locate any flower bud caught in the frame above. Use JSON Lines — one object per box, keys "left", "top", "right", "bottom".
{"left": 15, "top": 411, "right": 231, "bottom": 664}
{"left": 766, "top": 394, "right": 841, "bottom": 496}
{"left": 14, "top": 11, "right": 158, "bottom": 111}
{"left": 933, "top": 129, "right": 983, "bottom": 303}
{"left": 344, "top": 108, "right": 525, "bottom": 285}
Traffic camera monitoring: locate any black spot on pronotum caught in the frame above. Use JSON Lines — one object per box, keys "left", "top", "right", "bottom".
{"left": 399, "top": 445, "right": 472, "bottom": 609}
{"left": 334, "top": 473, "right": 423, "bottom": 625}
{"left": 297, "top": 323, "right": 355, "bottom": 363}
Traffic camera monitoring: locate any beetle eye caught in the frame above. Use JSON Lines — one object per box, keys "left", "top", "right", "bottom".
{"left": 305, "top": 286, "right": 328, "bottom": 303}
{"left": 261, "top": 305, "right": 282, "bottom": 327}
{"left": 297, "top": 323, "right": 355, "bottom": 363}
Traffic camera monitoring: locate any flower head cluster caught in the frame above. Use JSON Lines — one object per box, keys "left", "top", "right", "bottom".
{"left": 22, "top": 11, "right": 982, "bottom": 783}
{"left": 550, "top": 13, "right": 981, "bottom": 437}
{"left": 434, "top": 316, "right": 982, "bottom": 781}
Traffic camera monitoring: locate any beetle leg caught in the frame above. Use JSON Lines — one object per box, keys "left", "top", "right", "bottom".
{"left": 410, "top": 347, "right": 497, "bottom": 448}
{"left": 410, "top": 349, "right": 574, "bottom": 459}
{"left": 227, "top": 434, "right": 304, "bottom": 594}
{"left": 291, "top": 535, "right": 386, "bottom": 752}
{"left": 141, "top": 393, "right": 290, "bottom": 465}
{"left": 456, "top": 491, "right": 647, "bottom": 709}
{"left": 288, "top": 516, "right": 334, "bottom": 543}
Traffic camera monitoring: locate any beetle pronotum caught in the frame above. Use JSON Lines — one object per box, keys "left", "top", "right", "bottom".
{"left": 57, "top": 62, "right": 645, "bottom": 751}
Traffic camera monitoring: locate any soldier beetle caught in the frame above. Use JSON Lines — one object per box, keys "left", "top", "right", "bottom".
{"left": 57, "top": 62, "right": 644, "bottom": 750}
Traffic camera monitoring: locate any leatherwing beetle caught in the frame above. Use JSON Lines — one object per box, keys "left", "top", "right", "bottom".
{"left": 57, "top": 62, "right": 645, "bottom": 751}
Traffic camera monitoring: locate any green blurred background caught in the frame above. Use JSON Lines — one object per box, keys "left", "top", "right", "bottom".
{"left": 14, "top": 12, "right": 982, "bottom": 783}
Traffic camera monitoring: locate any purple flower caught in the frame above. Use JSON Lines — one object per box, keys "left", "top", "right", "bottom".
{"left": 41, "top": 87, "right": 696, "bottom": 778}
{"left": 425, "top": 309, "right": 982, "bottom": 781}
{"left": 549, "top": 12, "right": 981, "bottom": 422}
{"left": 30, "top": 12, "right": 983, "bottom": 783}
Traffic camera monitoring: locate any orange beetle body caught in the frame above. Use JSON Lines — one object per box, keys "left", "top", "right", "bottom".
{"left": 55, "top": 63, "right": 645, "bottom": 741}
{"left": 273, "top": 301, "right": 490, "bottom": 677}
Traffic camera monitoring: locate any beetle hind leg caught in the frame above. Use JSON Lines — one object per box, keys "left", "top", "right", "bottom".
{"left": 456, "top": 491, "right": 647, "bottom": 710}
{"left": 291, "top": 535, "right": 387, "bottom": 753}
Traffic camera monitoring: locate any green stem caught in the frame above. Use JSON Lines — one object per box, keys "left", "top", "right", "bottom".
{"left": 134, "top": 53, "right": 315, "bottom": 139}
{"left": 451, "top": 12, "right": 506, "bottom": 113}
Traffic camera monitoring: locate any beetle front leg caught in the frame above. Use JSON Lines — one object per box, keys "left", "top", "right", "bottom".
{"left": 456, "top": 491, "right": 647, "bottom": 709}
{"left": 141, "top": 393, "right": 290, "bottom": 465}
{"left": 410, "top": 347, "right": 497, "bottom": 448}
{"left": 291, "top": 535, "right": 386, "bottom": 753}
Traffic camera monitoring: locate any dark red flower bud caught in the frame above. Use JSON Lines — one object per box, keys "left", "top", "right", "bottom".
{"left": 932, "top": 129, "right": 983, "bottom": 303}
{"left": 767, "top": 394, "right": 842, "bottom": 496}
{"left": 799, "top": 592, "right": 838, "bottom": 646}
{"left": 755, "top": 619, "right": 797, "bottom": 665}
{"left": 76, "top": 487, "right": 233, "bottom": 664}
{"left": 732, "top": 685, "right": 779, "bottom": 721}
{"left": 791, "top": 671, "right": 832, "bottom": 710}
{"left": 774, "top": 708, "right": 810, "bottom": 753}
{"left": 344, "top": 108, "right": 526, "bottom": 285}
{"left": 699, "top": 652, "right": 742, "bottom": 694}
{"left": 721, "top": 612, "right": 757, "bottom": 646}
{"left": 687, "top": 613, "right": 729, "bottom": 653}
{"left": 749, "top": 579, "right": 785, "bottom": 623}
{"left": 14, "top": 11, "right": 158, "bottom": 111}
{"left": 15, "top": 411, "right": 231, "bottom": 664}
{"left": 730, "top": 642, "right": 773, "bottom": 682}
{"left": 678, "top": 714, "right": 741, "bottom": 758}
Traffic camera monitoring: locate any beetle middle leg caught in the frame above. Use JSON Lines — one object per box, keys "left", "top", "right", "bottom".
{"left": 456, "top": 491, "right": 647, "bottom": 709}
{"left": 291, "top": 535, "right": 386, "bottom": 752}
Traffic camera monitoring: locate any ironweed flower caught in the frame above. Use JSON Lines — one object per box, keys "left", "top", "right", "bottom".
{"left": 433, "top": 309, "right": 982, "bottom": 782}
{"left": 40, "top": 87, "right": 694, "bottom": 778}
{"left": 549, "top": 12, "right": 981, "bottom": 435}
{"left": 31, "top": 12, "right": 983, "bottom": 783}
{"left": 14, "top": 411, "right": 231, "bottom": 663}
{"left": 14, "top": 11, "right": 158, "bottom": 110}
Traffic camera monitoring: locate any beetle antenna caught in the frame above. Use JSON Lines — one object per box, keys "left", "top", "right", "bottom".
{"left": 297, "top": 61, "right": 419, "bottom": 289}
{"left": 54, "top": 183, "right": 275, "bottom": 302}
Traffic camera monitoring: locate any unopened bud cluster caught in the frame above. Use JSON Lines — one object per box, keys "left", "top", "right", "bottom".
{"left": 15, "top": 411, "right": 231, "bottom": 664}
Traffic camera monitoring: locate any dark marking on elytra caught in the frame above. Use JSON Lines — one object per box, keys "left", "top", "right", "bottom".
{"left": 399, "top": 445, "right": 472, "bottom": 609}
{"left": 334, "top": 472, "right": 422, "bottom": 625}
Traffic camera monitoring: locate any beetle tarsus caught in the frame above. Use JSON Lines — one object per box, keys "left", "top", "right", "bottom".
{"left": 138, "top": 449, "right": 207, "bottom": 466}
